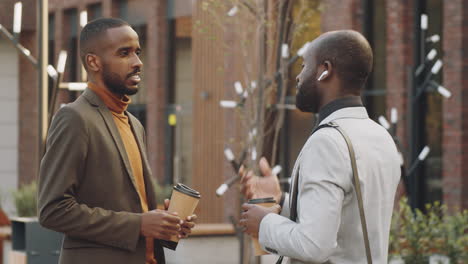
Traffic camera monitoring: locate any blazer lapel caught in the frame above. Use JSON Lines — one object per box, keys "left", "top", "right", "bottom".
{"left": 83, "top": 88, "right": 139, "bottom": 195}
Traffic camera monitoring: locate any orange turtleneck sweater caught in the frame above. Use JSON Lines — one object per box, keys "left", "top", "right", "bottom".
{"left": 88, "top": 82, "right": 156, "bottom": 264}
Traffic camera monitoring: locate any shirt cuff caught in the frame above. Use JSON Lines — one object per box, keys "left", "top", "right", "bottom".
{"left": 259, "top": 212, "right": 290, "bottom": 254}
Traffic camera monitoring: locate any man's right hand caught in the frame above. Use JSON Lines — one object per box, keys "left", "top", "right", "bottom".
{"left": 240, "top": 157, "right": 282, "bottom": 203}
{"left": 140, "top": 210, "right": 181, "bottom": 240}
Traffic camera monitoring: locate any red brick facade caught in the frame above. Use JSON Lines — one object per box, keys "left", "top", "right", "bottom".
{"left": 442, "top": 0, "right": 468, "bottom": 211}
{"left": 385, "top": 0, "right": 413, "bottom": 150}
{"left": 18, "top": 30, "right": 39, "bottom": 185}
{"left": 3, "top": 0, "right": 467, "bottom": 223}
{"left": 321, "top": 0, "right": 363, "bottom": 32}
{"left": 295, "top": 0, "right": 468, "bottom": 210}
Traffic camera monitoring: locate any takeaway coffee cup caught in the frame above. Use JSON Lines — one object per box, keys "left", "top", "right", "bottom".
{"left": 161, "top": 183, "right": 201, "bottom": 250}
{"left": 248, "top": 197, "right": 277, "bottom": 256}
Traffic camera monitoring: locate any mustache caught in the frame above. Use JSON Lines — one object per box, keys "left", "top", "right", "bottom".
{"left": 126, "top": 68, "right": 141, "bottom": 78}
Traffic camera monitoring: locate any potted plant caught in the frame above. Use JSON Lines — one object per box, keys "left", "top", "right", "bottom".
{"left": 12, "top": 181, "right": 37, "bottom": 218}
{"left": 10, "top": 181, "right": 62, "bottom": 264}
{"left": 389, "top": 197, "right": 468, "bottom": 264}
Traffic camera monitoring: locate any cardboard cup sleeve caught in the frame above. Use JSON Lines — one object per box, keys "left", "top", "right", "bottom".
{"left": 248, "top": 197, "right": 276, "bottom": 256}
{"left": 160, "top": 183, "right": 201, "bottom": 250}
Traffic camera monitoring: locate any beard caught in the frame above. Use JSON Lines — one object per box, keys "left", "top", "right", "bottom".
{"left": 296, "top": 77, "right": 321, "bottom": 113}
{"left": 102, "top": 64, "right": 139, "bottom": 96}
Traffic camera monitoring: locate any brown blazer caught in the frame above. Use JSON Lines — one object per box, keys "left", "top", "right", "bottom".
{"left": 38, "top": 88, "right": 165, "bottom": 264}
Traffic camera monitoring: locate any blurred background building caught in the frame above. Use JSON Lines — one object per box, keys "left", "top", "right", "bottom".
{"left": 0, "top": 0, "right": 466, "bottom": 228}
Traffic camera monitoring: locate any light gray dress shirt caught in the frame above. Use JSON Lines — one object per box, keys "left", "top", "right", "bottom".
{"left": 258, "top": 100, "right": 401, "bottom": 264}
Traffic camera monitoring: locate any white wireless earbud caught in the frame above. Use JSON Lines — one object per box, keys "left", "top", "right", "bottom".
{"left": 317, "top": 70, "right": 329, "bottom": 81}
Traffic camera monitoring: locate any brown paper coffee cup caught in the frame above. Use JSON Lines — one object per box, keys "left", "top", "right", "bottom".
{"left": 160, "top": 183, "right": 201, "bottom": 250}
{"left": 248, "top": 197, "right": 276, "bottom": 256}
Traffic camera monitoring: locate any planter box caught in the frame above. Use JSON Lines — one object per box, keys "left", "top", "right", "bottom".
{"left": 10, "top": 217, "right": 62, "bottom": 264}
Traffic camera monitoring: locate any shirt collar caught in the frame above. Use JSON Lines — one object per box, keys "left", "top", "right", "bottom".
{"left": 87, "top": 82, "right": 131, "bottom": 114}
{"left": 316, "top": 96, "right": 364, "bottom": 125}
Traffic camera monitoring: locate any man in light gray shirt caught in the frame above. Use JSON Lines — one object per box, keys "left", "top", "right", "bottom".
{"left": 239, "top": 30, "right": 401, "bottom": 263}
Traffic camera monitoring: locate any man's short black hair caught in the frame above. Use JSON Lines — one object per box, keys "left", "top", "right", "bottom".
{"left": 79, "top": 18, "right": 130, "bottom": 70}
{"left": 315, "top": 30, "right": 373, "bottom": 94}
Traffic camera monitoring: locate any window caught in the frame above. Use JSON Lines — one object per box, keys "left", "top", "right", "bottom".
{"left": 88, "top": 3, "right": 103, "bottom": 21}
{"left": 423, "top": 0, "right": 443, "bottom": 204}
{"left": 48, "top": 14, "right": 55, "bottom": 99}
{"left": 168, "top": 0, "right": 194, "bottom": 185}
{"left": 363, "top": 0, "right": 387, "bottom": 120}
{"left": 63, "top": 9, "right": 78, "bottom": 83}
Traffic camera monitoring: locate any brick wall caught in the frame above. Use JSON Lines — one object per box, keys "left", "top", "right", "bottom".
{"left": 385, "top": 0, "right": 414, "bottom": 201}
{"left": 321, "top": 0, "right": 363, "bottom": 32}
{"left": 9, "top": 0, "right": 468, "bottom": 214}
{"left": 0, "top": 0, "right": 40, "bottom": 186}
{"left": 442, "top": 0, "right": 468, "bottom": 211}
{"left": 386, "top": 0, "right": 413, "bottom": 151}
{"left": 18, "top": 30, "right": 39, "bottom": 185}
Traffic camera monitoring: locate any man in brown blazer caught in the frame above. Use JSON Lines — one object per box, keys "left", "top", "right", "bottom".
{"left": 38, "top": 18, "right": 195, "bottom": 264}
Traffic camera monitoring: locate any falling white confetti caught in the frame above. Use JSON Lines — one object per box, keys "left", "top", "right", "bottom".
{"left": 378, "top": 116, "right": 391, "bottom": 130}
{"left": 251, "top": 148, "right": 257, "bottom": 161}
{"left": 251, "top": 81, "right": 257, "bottom": 91}
{"left": 431, "top": 60, "right": 443, "bottom": 74}
{"left": 281, "top": 44, "right": 289, "bottom": 59}
{"left": 57, "top": 50, "right": 68, "bottom": 74}
{"left": 249, "top": 128, "right": 258, "bottom": 141}
{"left": 227, "top": 6, "right": 238, "bottom": 17}
{"left": 420, "top": 14, "right": 428, "bottom": 30}
{"left": 21, "top": 47, "right": 30, "bottom": 56}
{"left": 272, "top": 165, "right": 282, "bottom": 176}
{"left": 418, "top": 146, "right": 430, "bottom": 161}
{"left": 437, "top": 85, "right": 451, "bottom": 98}
{"left": 427, "top": 34, "right": 440, "bottom": 43}
{"left": 220, "top": 100, "right": 237, "bottom": 108}
{"left": 426, "top": 49, "right": 437, "bottom": 61}
{"left": 216, "top": 184, "right": 229, "bottom": 196}
{"left": 224, "top": 148, "right": 235, "bottom": 161}
{"left": 67, "top": 82, "right": 87, "bottom": 91}
{"left": 13, "top": 2, "right": 22, "bottom": 34}
{"left": 47, "top": 65, "right": 58, "bottom": 79}
{"left": 234, "top": 81, "right": 243, "bottom": 95}
{"left": 80, "top": 11, "right": 88, "bottom": 28}
{"left": 391, "top": 108, "right": 398, "bottom": 124}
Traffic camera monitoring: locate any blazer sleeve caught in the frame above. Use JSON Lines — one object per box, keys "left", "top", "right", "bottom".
{"left": 38, "top": 106, "right": 142, "bottom": 252}
{"left": 258, "top": 131, "right": 352, "bottom": 262}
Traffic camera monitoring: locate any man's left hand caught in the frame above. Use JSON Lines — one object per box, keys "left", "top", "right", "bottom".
{"left": 239, "top": 203, "right": 281, "bottom": 238}
{"left": 164, "top": 199, "right": 197, "bottom": 239}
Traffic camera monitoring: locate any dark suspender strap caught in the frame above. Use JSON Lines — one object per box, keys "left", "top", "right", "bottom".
{"left": 330, "top": 122, "right": 373, "bottom": 264}
{"left": 290, "top": 123, "right": 333, "bottom": 221}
